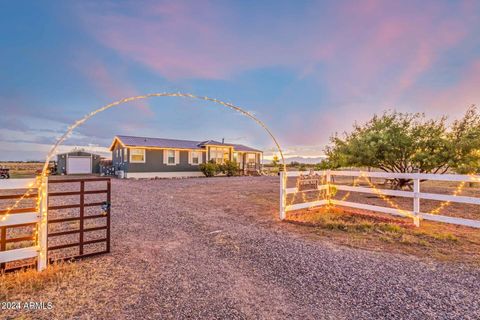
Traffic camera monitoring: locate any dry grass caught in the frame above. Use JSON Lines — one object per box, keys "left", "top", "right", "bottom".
{"left": 0, "top": 261, "right": 77, "bottom": 301}
{"left": 0, "top": 162, "right": 43, "bottom": 178}
{"left": 287, "top": 206, "right": 480, "bottom": 265}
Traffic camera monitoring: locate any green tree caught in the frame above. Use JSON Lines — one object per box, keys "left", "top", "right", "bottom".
{"left": 271, "top": 155, "right": 279, "bottom": 167}
{"left": 314, "top": 159, "right": 332, "bottom": 171}
{"left": 325, "top": 106, "right": 480, "bottom": 189}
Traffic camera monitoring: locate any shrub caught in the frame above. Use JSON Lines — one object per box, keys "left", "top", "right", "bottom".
{"left": 221, "top": 160, "right": 239, "bottom": 177}
{"left": 199, "top": 161, "right": 219, "bottom": 177}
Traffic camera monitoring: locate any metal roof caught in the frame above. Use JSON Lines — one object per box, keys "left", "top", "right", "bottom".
{"left": 113, "top": 135, "right": 262, "bottom": 152}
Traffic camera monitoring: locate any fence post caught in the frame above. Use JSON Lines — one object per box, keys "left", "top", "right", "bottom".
{"left": 413, "top": 176, "right": 420, "bottom": 227}
{"left": 37, "top": 176, "right": 48, "bottom": 271}
{"left": 279, "top": 171, "right": 286, "bottom": 220}
{"left": 326, "top": 170, "right": 332, "bottom": 204}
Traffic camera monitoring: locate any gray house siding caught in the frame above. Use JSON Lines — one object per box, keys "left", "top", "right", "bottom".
{"left": 126, "top": 149, "right": 205, "bottom": 173}
{"left": 109, "top": 136, "right": 262, "bottom": 177}
{"left": 112, "top": 143, "right": 128, "bottom": 171}
{"left": 56, "top": 151, "right": 101, "bottom": 174}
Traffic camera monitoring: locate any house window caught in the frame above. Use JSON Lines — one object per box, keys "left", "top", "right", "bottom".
{"left": 167, "top": 150, "right": 175, "bottom": 164}
{"left": 191, "top": 151, "right": 201, "bottom": 165}
{"left": 123, "top": 148, "right": 127, "bottom": 162}
{"left": 209, "top": 147, "right": 229, "bottom": 164}
{"left": 247, "top": 153, "right": 256, "bottom": 164}
{"left": 233, "top": 152, "right": 238, "bottom": 163}
{"left": 130, "top": 148, "right": 145, "bottom": 163}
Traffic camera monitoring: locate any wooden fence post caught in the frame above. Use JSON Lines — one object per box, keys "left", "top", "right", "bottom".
{"left": 326, "top": 170, "right": 332, "bottom": 204}
{"left": 413, "top": 177, "right": 420, "bottom": 227}
{"left": 37, "top": 176, "right": 48, "bottom": 271}
{"left": 280, "top": 171, "right": 286, "bottom": 220}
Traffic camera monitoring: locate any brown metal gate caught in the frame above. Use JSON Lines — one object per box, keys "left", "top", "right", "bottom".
{"left": 47, "top": 178, "right": 111, "bottom": 261}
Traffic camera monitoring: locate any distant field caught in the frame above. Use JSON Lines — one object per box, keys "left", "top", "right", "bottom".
{"left": 0, "top": 162, "right": 44, "bottom": 178}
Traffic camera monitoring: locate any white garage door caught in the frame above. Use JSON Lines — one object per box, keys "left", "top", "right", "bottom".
{"left": 67, "top": 156, "right": 92, "bottom": 174}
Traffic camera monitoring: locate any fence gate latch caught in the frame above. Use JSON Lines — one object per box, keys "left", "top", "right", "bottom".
{"left": 101, "top": 201, "right": 111, "bottom": 215}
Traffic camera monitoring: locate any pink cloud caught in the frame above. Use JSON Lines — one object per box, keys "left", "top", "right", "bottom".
{"left": 75, "top": 0, "right": 478, "bottom": 116}
{"left": 72, "top": 51, "right": 153, "bottom": 115}
{"left": 77, "top": 1, "right": 248, "bottom": 79}
{"left": 417, "top": 59, "right": 480, "bottom": 112}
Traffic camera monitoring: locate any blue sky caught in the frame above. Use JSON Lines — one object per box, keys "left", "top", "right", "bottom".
{"left": 1, "top": 0, "right": 480, "bottom": 161}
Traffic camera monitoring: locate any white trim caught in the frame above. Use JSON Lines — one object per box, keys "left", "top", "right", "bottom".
{"left": 0, "top": 212, "right": 38, "bottom": 227}
{"left": 0, "top": 247, "right": 38, "bottom": 264}
{"left": 165, "top": 150, "right": 177, "bottom": 165}
{"left": 130, "top": 148, "right": 146, "bottom": 163}
{"left": 419, "top": 212, "right": 480, "bottom": 228}
{"left": 287, "top": 200, "right": 328, "bottom": 211}
{"left": 0, "top": 178, "right": 37, "bottom": 190}
{"left": 335, "top": 185, "right": 413, "bottom": 198}
{"left": 175, "top": 150, "right": 180, "bottom": 165}
{"left": 189, "top": 151, "right": 202, "bottom": 165}
{"left": 331, "top": 200, "right": 413, "bottom": 218}
{"left": 126, "top": 171, "right": 204, "bottom": 179}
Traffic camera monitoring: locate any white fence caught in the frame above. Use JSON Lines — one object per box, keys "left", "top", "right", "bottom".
{"left": 0, "top": 178, "right": 47, "bottom": 271}
{"left": 280, "top": 170, "right": 480, "bottom": 228}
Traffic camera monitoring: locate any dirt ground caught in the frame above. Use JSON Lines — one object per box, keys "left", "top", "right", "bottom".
{"left": 1, "top": 176, "right": 480, "bottom": 319}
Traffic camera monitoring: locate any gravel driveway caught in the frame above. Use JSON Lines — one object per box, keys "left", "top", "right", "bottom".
{"left": 6, "top": 176, "right": 480, "bottom": 319}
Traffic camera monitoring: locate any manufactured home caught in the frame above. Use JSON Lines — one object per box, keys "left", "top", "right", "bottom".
{"left": 109, "top": 135, "right": 263, "bottom": 178}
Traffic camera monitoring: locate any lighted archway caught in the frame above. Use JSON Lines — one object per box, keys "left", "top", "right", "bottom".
{"left": 2, "top": 93, "right": 288, "bottom": 271}
{"left": 40, "top": 93, "right": 286, "bottom": 176}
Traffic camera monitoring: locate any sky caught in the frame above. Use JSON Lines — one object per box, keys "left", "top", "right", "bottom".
{"left": 1, "top": 0, "right": 480, "bottom": 161}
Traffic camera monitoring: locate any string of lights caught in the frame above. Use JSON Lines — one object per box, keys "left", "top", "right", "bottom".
{"left": 1, "top": 93, "right": 289, "bottom": 269}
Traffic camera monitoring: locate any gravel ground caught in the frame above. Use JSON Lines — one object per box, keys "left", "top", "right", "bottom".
{"left": 4, "top": 176, "right": 480, "bottom": 319}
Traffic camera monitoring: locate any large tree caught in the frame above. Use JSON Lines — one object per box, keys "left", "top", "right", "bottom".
{"left": 325, "top": 106, "right": 480, "bottom": 189}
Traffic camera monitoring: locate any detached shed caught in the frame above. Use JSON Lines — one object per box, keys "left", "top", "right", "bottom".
{"left": 56, "top": 151, "right": 101, "bottom": 175}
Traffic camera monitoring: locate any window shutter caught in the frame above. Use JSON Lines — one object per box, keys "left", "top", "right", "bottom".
{"left": 163, "top": 150, "right": 167, "bottom": 164}
{"left": 188, "top": 151, "right": 192, "bottom": 165}
{"left": 175, "top": 151, "right": 180, "bottom": 164}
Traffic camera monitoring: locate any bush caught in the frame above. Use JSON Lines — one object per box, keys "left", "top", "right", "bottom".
{"left": 220, "top": 160, "right": 239, "bottom": 177}
{"left": 199, "top": 161, "right": 219, "bottom": 177}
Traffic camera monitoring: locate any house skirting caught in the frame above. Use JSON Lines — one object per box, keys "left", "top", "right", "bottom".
{"left": 125, "top": 171, "right": 204, "bottom": 179}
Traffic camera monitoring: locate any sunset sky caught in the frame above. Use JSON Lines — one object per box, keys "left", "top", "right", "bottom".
{"left": 1, "top": 0, "right": 480, "bottom": 161}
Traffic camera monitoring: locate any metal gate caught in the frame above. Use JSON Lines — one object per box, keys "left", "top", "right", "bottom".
{"left": 0, "top": 177, "right": 111, "bottom": 272}
{"left": 47, "top": 178, "right": 111, "bottom": 261}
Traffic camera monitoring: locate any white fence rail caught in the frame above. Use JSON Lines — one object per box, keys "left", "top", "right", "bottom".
{"left": 0, "top": 178, "right": 47, "bottom": 271}
{"left": 280, "top": 170, "right": 480, "bottom": 228}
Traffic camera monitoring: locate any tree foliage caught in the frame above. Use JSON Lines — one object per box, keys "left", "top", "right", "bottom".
{"left": 325, "top": 106, "right": 480, "bottom": 188}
